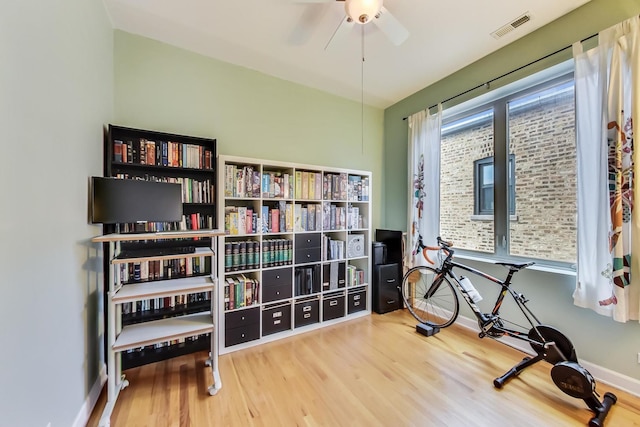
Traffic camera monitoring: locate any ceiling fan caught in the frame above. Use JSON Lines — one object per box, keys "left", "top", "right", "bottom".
{"left": 298, "top": 0, "right": 409, "bottom": 49}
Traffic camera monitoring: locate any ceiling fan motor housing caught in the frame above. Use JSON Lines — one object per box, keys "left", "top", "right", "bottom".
{"left": 345, "top": 0, "right": 383, "bottom": 24}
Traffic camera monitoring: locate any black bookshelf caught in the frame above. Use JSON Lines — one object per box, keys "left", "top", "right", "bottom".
{"left": 101, "top": 124, "right": 217, "bottom": 369}
{"left": 105, "top": 124, "right": 217, "bottom": 234}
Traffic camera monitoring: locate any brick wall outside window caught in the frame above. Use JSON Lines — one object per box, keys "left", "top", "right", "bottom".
{"left": 440, "top": 90, "right": 577, "bottom": 263}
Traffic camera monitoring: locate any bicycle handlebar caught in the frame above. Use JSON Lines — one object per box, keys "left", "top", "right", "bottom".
{"left": 416, "top": 235, "right": 453, "bottom": 265}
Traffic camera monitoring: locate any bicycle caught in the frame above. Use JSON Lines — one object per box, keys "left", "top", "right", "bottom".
{"left": 400, "top": 235, "right": 617, "bottom": 427}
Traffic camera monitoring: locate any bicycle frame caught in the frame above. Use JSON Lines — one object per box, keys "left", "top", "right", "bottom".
{"left": 434, "top": 253, "right": 546, "bottom": 347}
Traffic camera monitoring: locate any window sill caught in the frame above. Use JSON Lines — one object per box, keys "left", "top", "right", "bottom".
{"left": 453, "top": 251, "right": 577, "bottom": 277}
{"left": 470, "top": 215, "right": 519, "bottom": 222}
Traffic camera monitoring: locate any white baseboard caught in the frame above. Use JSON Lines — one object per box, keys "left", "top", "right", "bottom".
{"left": 455, "top": 315, "right": 640, "bottom": 397}
{"left": 73, "top": 363, "right": 107, "bottom": 427}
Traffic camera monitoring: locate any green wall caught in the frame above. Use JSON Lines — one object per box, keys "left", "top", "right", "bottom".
{"left": 114, "top": 30, "right": 385, "bottom": 230}
{"left": 0, "top": 0, "right": 113, "bottom": 426}
{"left": 384, "top": 0, "right": 640, "bottom": 381}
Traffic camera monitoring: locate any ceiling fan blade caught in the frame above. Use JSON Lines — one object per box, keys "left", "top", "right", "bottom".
{"left": 325, "top": 15, "right": 354, "bottom": 50}
{"left": 373, "top": 6, "right": 409, "bottom": 46}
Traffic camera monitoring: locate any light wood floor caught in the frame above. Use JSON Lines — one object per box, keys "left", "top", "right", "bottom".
{"left": 87, "top": 309, "right": 640, "bottom": 427}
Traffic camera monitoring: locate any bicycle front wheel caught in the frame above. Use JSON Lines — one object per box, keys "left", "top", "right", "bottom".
{"left": 401, "top": 266, "right": 459, "bottom": 328}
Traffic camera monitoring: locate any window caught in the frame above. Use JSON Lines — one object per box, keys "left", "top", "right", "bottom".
{"left": 439, "top": 65, "right": 576, "bottom": 264}
{"left": 474, "top": 155, "right": 515, "bottom": 215}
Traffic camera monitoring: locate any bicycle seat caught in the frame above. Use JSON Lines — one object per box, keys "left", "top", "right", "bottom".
{"left": 496, "top": 261, "right": 535, "bottom": 272}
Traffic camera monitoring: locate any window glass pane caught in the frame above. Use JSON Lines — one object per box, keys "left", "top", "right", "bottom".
{"left": 481, "top": 187, "right": 494, "bottom": 211}
{"left": 482, "top": 164, "right": 493, "bottom": 185}
{"left": 441, "top": 109, "right": 494, "bottom": 253}
{"left": 507, "top": 81, "right": 576, "bottom": 262}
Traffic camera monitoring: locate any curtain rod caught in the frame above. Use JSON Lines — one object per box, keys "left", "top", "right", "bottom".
{"left": 402, "top": 32, "right": 598, "bottom": 121}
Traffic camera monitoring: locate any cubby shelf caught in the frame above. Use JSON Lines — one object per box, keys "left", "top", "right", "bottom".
{"left": 218, "top": 155, "right": 372, "bottom": 354}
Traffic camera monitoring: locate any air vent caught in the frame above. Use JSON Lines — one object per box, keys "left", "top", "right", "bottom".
{"left": 491, "top": 12, "right": 532, "bottom": 39}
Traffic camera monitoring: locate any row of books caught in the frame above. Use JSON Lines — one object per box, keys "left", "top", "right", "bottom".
{"left": 323, "top": 174, "right": 370, "bottom": 202}
{"left": 346, "top": 175, "right": 370, "bottom": 201}
{"left": 224, "top": 202, "right": 365, "bottom": 235}
{"left": 224, "top": 164, "right": 261, "bottom": 198}
{"left": 224, "top": 239, "right": 294, "bottom": 272}
{"left": 225, "top": 206, "right": 258, "bottom": 235}
{"left": 346, "top": 265, "right": 366, "bottom": 287}
{"left": 118, "top": 257, "right": 210, "bottom": 283}
{"left": 323, "top": 203, "right": 347, "bottom": 230}
{"left": 263, "top": 239, "right": 293, "bottom": 268}
{"left": 124, "top": 333, "right": 209, "bottom": 355}
{"left": 115, "top": 213, "right": 214, "bottom": 234}
{"left": 323, "top": 261, "right": 346, "bottom": 290}
{"left": 225, "top": 275, "right": 260, "bottom": 310}
{"left": 295, "top": 265, "right": 321, "bottom": 296}
{"left": 121, "top": 292, "right": 210, "bottom": 316}
{"left": 323, "top": 236, "right": 345, "bottom": 261}
{"left": 114, "top": 174, "right": 214, "bottom": 204}
{"left": 113, "top": 138, "right": 214, "bottom": 170}
{"left": 225, "top": 240, "right": 260, "bottom": 272}
{"left": 262, "top": 171, "right": 294, "bottom": 199}
{"left": 223, "top": 164, "right": 369, "bottom": 202}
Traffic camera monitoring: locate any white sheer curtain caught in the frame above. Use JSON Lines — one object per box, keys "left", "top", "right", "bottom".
{"left": 574, "top": 16, "right": 640, "bottom": 322}
{"left": 406, "top": 105, "right": 442, "bottom": 268}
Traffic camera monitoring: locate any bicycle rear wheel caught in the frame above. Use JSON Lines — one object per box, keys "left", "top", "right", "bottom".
{"left": 401, "top": 266, "right": 459, "bottom": 328}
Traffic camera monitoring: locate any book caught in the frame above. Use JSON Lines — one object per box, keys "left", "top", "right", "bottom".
{"left": 243, "top": 275, "right": 253, "bottom": 306}
{"left": 329, "top": 261, "right": 338, "bottom": 290}
{"left": 283, "top": 174, "right": 290, "bottom": 199}
{"left": 262, "top": 173, "right": 270, "bottom": 198}
{"left": 294, "top": 204, "right": 302, "bottom": 232}
{"left": 279, "top": 201, "right": 286, "bottom": 233}
{"left": 238, "top": 241, "right": 247, "bottom": 271}
{"left": 271, "top": 208, "right": 280, "bottom": 233}
{"left": 308, "top": 173, "right": 316, "bottom": 200}
{"left": 262, "top": 240, "right": 271, "bottom": 268}
{"left": 237, "top": 207, "right": 247, "bottom": 235}
{"left": 114, "top": 140, "right": 123, "bottom": 162}
{"left": 301, "top": 171, "right": 309, "bottom": 199}
{"left": 301, "top": 207, "right": 308, "bottom": 232}
{"left": 285, "top": 203, "right": 293, "bottom": 232}
{"left": 295, "top": 171, "right": 302, "bottom": 199}
{"left": 246, "top": 208, "right": 254, "bottom": 234}
{"left": 314, "top": 173, "right": 322, "bottom": 200}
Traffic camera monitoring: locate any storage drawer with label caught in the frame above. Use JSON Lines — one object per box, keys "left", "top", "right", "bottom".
{"left": 322, "top": 292, "right": 346, "bottom": 321}
{"left": 348, "top": 289, "right": 367, "bottom": 314}
{"left": 294, "top": 298, "right": 320, "bottom": 328}
{"left": 262, "top": 302, "right": 292, "bottom": 336}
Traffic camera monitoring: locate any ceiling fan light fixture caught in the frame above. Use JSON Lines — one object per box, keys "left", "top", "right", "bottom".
{"left": 345, "top": 0, "right": 383, "bottom": 25}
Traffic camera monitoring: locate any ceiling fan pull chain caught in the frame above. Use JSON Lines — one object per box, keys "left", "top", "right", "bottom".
{"left": 361, "top": 24, "right": 365, "bottom": 154}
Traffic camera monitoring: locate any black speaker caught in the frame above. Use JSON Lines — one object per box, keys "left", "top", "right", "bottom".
{"left": 372, "top": 241, "right": 387, "bottom": 265}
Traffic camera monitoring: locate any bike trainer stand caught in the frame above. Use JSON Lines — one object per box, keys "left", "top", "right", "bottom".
{"left": 492, "top": 325, "right": 616, "bottom": 427}
{"left": 416, "top": 323, "right": 440, "bottom": 337}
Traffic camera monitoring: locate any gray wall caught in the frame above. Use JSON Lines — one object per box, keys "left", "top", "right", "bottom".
{"left": 384, "top": 0, "right": 640, "bottom": 380}
{"left": 0, "top": 0, "right": 113, "bottom": 426}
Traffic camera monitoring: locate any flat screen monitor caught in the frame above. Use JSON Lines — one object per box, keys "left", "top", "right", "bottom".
{"left": 90, "top": 177, "right": 183, "bottom": 224}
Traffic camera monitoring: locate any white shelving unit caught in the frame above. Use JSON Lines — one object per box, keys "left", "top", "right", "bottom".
{"left": 218, "top": 155, "right": 372, "bottom": 354}
{"left": 93, "top": 229, "right": 224, "bottom": 427}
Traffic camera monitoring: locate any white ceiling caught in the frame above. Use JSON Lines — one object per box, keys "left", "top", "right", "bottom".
{"left": 103, "top": 0, "right": 591, "bottom": 109}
